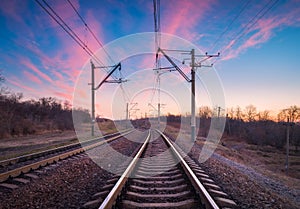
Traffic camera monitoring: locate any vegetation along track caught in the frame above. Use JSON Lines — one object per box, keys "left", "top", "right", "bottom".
{"left": 0, "top": 129, "right": 133, "bottom": 183}
{"left": 87, "top": 129, "right": 237, "bottom": 209}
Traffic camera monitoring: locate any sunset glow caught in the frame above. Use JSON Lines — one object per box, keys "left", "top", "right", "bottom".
{"left": 0, "top": 0, "right": 300, "bottom": 119}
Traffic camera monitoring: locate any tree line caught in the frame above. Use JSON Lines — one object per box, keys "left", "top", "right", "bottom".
{"left": 199, "top": 105, "right": 300, "bottom": 150}
{"left": 0, "top": 72, "right": 90, "bottom": 138}
{"left": 1, "top": 70, "right": 299, "bottom": 150}
{"left": 165, "top": 104, "right": 300, "bottom": 150}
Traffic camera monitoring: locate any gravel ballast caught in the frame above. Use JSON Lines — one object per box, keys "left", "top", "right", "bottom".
{"left": 0, "top": 131, "right": 146, "bottom": 209}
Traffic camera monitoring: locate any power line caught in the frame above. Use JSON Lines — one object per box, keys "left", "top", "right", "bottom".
{"left": 211, "top": 0, "right": 279, "bottom": 65}
{"left": 35, "top": 0, "right": 89, "bottom": 56}
{"left": 223, "top": 0, "right": 279, "bottom": 52}
{"left": 209, "top": 0, "right": 251, "bottom": 52}
{"left": 41, "top": 0, "right": 103, "bottom": 65}
{"left": 66, "top": 0, "right": 115, "bottom": 65}
{"left": 35, "top": 0, "right": 111, "bottom": 73}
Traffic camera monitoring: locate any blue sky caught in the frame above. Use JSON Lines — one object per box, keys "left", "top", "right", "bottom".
{"left": 0, "top": 0, "right": 300, "bottom": 118}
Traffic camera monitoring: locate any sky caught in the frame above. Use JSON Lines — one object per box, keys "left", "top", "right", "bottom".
{"left": 0, "top": 0, "right": 300, "bottom": 119}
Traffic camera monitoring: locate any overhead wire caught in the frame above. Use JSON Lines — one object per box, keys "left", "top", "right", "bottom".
{"left": 36, "top": 0, "right": 133, "bottom": 120}
{"left": 66, "top": 0, "right": 116, "bottom": 65}
{"left": 35, "top": 0, "right": 122, "bottom": 81}
{"left": 212, "top": 0, "right": 279, "bottom": 65}
{"left": 152, "top": 0, "right": 162, "bottom": 109}
{"left": 66, "top": 0, "right": 128, "bottom": 92}
{"left": 222, "top": 0, "right": 279, "bottom": 52}
{"left": 35, "top": 0, "right": 107, "bottom": 68}
{"left": 35, "top": 0, "right": 92, "bottom": 58}
{"left": 209, "top": 0, "right": 251, "bottom": 52}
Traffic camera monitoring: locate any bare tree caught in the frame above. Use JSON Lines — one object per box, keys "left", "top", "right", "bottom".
{"left": 258, "top": 110, "right": 270, "bottom": 121}
{"left": 277, "top": 111, "right": 286, "bottom": 122}
{"left": 227, "top": 107, "right": 235, "bottom": 119}
{"left": 278, "top": 105, "right": 300, "bottom": 122}
{"left": 198, "top": 106, "right": 212, "bottom": 119}
{"left": 286, "top": 105, "right": 300, "bottom": 122}
{"left": 235, "top": 106, "right": 243, "bottom": 121}
{"left": 244, "top": 105, "right": 257, "bottom": 122}
{"left": 63, "top": 100, "right": 72, "bottom": 110}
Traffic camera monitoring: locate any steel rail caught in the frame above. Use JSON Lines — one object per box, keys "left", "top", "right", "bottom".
{"left": 157, "top": 130, "right": 219, "bottom": 209}
{"left": 0, "top": 129, "right": 131, "bottom": 167}
{"left": 99, "top": 129, "right": 219, "bottom": 209}
{"left": 99, "top": 130, "right": 151, "bottom": 209}
{"left": 0, "top": 129, "right": 133, "bottom": 183}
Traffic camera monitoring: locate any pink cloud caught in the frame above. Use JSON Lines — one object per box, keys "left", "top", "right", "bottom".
{"left": 162, "top": 0, "right": 214, "bottom": 41}
{"left": 51, "top": 70, "right": 64, "bottom": 80}
{"left": 53, "top": 91, "right": 73, "bottom": 101}
{"left": 21, "top": 58, "right": 53, "bottom": 83}
{"left": 44, "top": 0, "right": 80, "bottom": 30}
{"left": 0, "top": 0, "right": 24, "bottom": 23}
{"left": 23, "top": 71, "right": 42, "bottom": 85}
{"left": 50, "top": 35, "right": 89, "bottom": 83}
{"left": 85, "top": 9, "right": 106, "bottom": 53}
{"left": 222, "top": 4, "right": 300, "bottom": 61}
{"left": 7, "top": 77, "right": 36, "bottom": 92}
{"left": 48, "top": 8, "right": 108, "bottom": 85}
{"left": 53, "top": 80, "right": 74, "bottom": 95}
{"left": 22, "top": 41, "right": 54, "bottom": 67}
{"left": 77, "top": 89, "right": 88, "bottom": 99}
{"left": 31, "top": 1, "right": 106, "bottom": 102}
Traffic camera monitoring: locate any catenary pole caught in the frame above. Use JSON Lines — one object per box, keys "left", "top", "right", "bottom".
{"left": 191, "top": 49, "right": 196, "bottom": 142}
{"left": 91, "top": 61, "right": 95, "bottom": 136}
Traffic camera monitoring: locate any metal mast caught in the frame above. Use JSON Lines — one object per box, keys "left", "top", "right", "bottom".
{"left": 191, "top": 49, "right": 196, "bottom": 142}
{"left": 90, "top": 61, "right": 124, "bottom": 136}
{"left": 91, "top": 61, "right": 95, "bottom": 136}
{"left": 158, "top": 48, "right": 219, "bottom": 141}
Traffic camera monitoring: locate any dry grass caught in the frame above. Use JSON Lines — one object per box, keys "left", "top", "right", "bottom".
{"left": 0, "top": 130, "right": 77, "bottom": 161}
{"left": 0, "top": 120, "right": 123, "bottom": 161}
{"left": 164, "top": 123, "right": 300, "bottom": 190}
{"left": 97, "top": 120, "right": 118, "bottom": 135}
{"left": 219, "top": 136, "right": 300, "bottom": 182}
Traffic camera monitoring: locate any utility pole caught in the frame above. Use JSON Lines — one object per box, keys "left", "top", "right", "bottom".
{"left": 158, "top": 74, "right": 161, "bottom": 129}
{"left": 215, "top": 106, "right": 224, "bottom": 118}
{"left": 91, "top": 61, "right": 95, "bottom": 136}
{"left": 226, "top": 113, "right": 232, "bottom": 136}
{"left": 125, "top": 102, "right": 129, "bottom": 128}
{"left": 126, "top": 102, "right": 129, "bottom": 120}
{"left": 158, "top": 48, "right": 219, "bottom": 142}
{"left": 191, "top": 49, "right": 196, "bottom": 142}
{"left": 190, "top": 50, "right": 219, "bottom": 141}
{"left": 128, "top": 102, "right": 138, "bottom": 120}
{"left": 155, "top": 69, "right": 174, "bottom": 129}
{"left": 90, "top": 61, "right": 124, "bottom": 137}
{"left": 158, "top": 102, "right": 161, "bottom": 128}
{"left": 286, "top": 117, "right": 290, "bottom": 173}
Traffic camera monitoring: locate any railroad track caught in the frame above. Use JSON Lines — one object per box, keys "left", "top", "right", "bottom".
{"left": 86, "top": 129, "right": 236, "bottom": 209}
{"left": 0, "top": 129, "right": 132, "bottom": 183}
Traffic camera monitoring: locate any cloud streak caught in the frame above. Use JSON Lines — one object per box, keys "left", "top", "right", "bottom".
{"left": 162, "top": 0, "right": 215, "bottom": 42}
{"left": 2, "top": 0, "right": 108, "bottom": 102}
{"left": 23, "top": 70, "right": 42, "bottom": 85}
{"left": 221, "top": 2, "right": 300, "bottom": 61}
{"left": 21, "top": 58, "right": 53, "bottom": 83}
{"left": 7, "top": 77, "right": 36, "bottom": 93}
